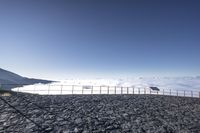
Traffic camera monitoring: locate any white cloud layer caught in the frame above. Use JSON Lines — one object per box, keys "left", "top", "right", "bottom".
{"left": 12, "top": 77, "right": 200, "bottom": 97}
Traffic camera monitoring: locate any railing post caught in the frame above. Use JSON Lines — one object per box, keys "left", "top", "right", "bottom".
{"left": 107, "top": 86, "right": 109, "bottom": 94}
{"left": 91, "top": 86, "right": 93, "bottom": 94}
{"left": 199, "top": 92, "right": 200, "bottom": 98}
{"left": 115, "top": 86, "right": 116, "bottom": 94}
{"left": 144, "top": 88, "right": 146, "bottom": 94}
{"left": 150, "top": 88, "right": 151, "bottom": 94}
{"left": 177, "top": 90, "right": 178, "bottom": 96}
{"left": 184, "top": 91, "right": 185, "bottom": 97}
{"left": 133, "top": 87, "right": 134, "bottom": 94}
{"left": 139, "top": 88, "right": 140, "bottom": 94}
{"left": 82, "top": 87, "right": 84, "bottom": 94}
{"left": 60, "top": 85, "right": 63, "bottom": 95}
{"left": 127, "top": 87, "right": 129, "bottom": 94}
{"left": 100, "top": 86, "right": 102, "bottom": 94}
{"left": 163, "top": 89, "right": 164, "bottom": 95}
{"left": 72, "top": 85, "right": 74, "bottom": 95}
{"left": 170, "top": 89, "right": 171, "bottom": 96}
{"left": 34, "top": 85, "right": 36, "bottom": 93}
{"left": 48, "top": 85, "right": 50, "bottom": 95}
{"left": 191, "top": 91, "right": 193, "bottom": 97}
{"left": 121, "top": 87, "right": 123, "bottom": 94}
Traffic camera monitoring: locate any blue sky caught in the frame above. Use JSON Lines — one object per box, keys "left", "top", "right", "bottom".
{"left": 0, "top": 0, "right": 200, "bottom": 79}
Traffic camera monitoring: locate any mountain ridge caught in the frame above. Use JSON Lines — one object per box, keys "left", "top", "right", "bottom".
{"left": 0, "top": 68, "right": 53, "bottom": 90}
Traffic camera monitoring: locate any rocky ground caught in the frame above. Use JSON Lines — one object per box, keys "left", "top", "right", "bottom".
{"left": 1, "top": 92, "right": 200, "bottom": 133}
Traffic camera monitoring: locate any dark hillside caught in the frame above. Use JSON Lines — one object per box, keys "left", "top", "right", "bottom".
{"left": 0, "top": 68, "right": 52, "bottom": 90}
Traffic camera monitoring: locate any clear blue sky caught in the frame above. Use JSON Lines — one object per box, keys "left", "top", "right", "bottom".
{"left": 0, "top": 0, "right": 200, "bottom": 79}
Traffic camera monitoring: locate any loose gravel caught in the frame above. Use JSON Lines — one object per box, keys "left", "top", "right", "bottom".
{"left": 1, "top": 93, "right": 200, "bottom": 133}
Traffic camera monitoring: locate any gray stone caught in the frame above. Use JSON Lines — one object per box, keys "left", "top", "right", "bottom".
{"left": 0, "top": 114, "right": 8, "bottom": 120}
{"left": 74, "top": 127, "right": 79, "bottom": 132}
{"left": 107, "top": 110, "right": 114, "bottom": 115}
{"left": 135, "top": 118, "right": 141, "bottom": 125}
{"left": 75, "top": 118, "right": 82, "bottom": 125}
{"left": 1, "top": 92, "right": 200, "bottom": 132}
{"left": 26, "top": 123, "right": 35, "bottom": 129}
{"left": 0, "top": 126, "right": 4, "bottom": 130}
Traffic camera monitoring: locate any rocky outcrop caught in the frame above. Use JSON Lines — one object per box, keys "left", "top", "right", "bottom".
{"left": 1, "top": 93, "right": 200, "bottom": 132}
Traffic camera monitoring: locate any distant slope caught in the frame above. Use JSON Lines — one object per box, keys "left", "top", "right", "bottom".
{"left": 0, "top": 68, "right": 53, "bottom": 90}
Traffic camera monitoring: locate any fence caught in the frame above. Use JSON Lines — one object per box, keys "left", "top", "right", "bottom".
{"left": 2, "top": 84, "right": 199, "bottom": 98}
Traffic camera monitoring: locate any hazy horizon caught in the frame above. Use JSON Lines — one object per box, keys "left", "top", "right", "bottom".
{"left": 1, "top": 67, "right": 200, "bottom": 81}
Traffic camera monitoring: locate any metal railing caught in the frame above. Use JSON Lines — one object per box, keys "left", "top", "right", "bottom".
{"left": 1, "top": 84, "right": 199, "bottom": 98}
